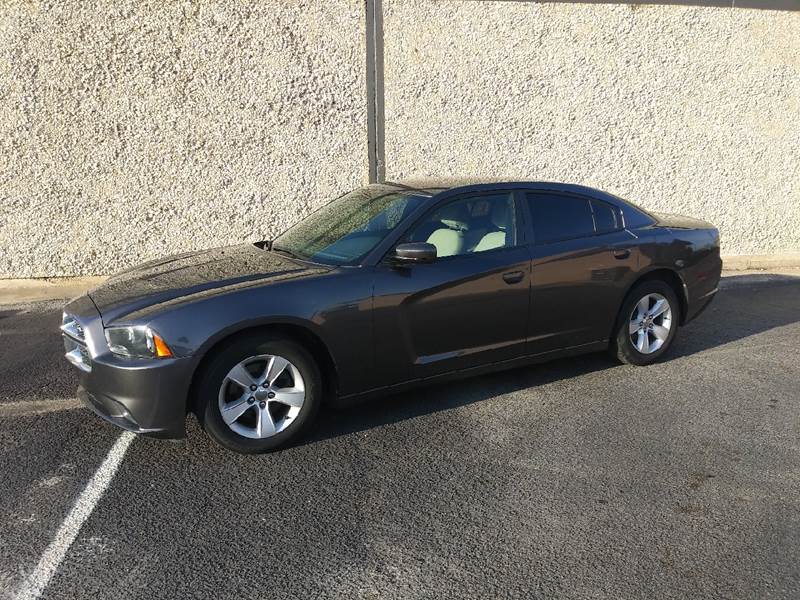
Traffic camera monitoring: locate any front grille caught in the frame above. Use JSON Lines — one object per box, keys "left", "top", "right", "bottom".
{"left": 62, "top": 314, "right": 91, "bottom": 372}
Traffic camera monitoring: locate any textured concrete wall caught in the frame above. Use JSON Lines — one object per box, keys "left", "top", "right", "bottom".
{"left": 0, "top": 0, "right": 366, "bottom": 278}
{"left": 383, "top": 1, "right": 800, "bottom": 257}
{"left": 2, "top": 1, "right": 799, "bottom": 278}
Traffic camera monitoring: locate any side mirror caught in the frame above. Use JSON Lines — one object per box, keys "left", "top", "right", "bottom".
{"left": 392, "top": 242, "right": 437, "bottom": 264}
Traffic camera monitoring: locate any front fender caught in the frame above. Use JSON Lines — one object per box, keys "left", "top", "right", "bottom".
{"left": 141, "top": 269, "right": 375, "bottom": 398}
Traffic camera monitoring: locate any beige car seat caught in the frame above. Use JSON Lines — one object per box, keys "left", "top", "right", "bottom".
{"left": 426, "top": 204, "right": 468, "bottom": 257}
{"left": 473, "top": 201, "right": 510, "bottom": 252}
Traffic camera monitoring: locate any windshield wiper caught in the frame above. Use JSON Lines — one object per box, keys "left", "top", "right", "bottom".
{"left": 270, "top": 245, "right": 303, "bottom": 260}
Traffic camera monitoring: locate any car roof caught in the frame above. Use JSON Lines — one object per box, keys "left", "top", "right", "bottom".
{"left": 381, "top": 178, "right": 628, "bottom": 206}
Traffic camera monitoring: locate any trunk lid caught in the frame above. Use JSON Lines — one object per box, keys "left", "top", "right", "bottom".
{"left": 650, "top": 211, "right": 715, "bottom": 231}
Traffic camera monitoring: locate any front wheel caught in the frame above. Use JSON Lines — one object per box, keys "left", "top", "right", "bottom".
{"left": 196, "top": 334, "right": 322, "bottom": 453}
{"left": 611, "top": 280, "right": 681, "bottom": 366}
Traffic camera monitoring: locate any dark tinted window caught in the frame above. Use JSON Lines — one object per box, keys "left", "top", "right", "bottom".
{"left": 591, "top": 200, "right": 619, "bottom": 233}
{"left": 528, "top": 193, "right": 594, "bottom": 244}
{"left": 621, "top": 206, "right": 655, "bottom": 229}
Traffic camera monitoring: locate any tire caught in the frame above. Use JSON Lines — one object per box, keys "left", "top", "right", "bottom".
{"left": 195, "top": 333, "right": 322, "bottom": 454}
{"left": 611, "top": 280, "right": 681, "bottom": 366}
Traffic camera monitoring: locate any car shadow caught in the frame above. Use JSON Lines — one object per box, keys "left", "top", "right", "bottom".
{"left": 305, "top": 352, "right": 617, "bottom": 446}
{"left": 670, "top": 273, "right": 800, "bottom": 359}
{"left": 304, "top": 273, "right": 800, "bottom": 446}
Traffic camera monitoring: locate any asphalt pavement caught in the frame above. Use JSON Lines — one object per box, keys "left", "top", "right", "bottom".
{"left": 1, "top": 273, "right": 799, "bottom": 599}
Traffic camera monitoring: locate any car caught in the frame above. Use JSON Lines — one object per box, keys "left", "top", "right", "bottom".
{"left": 61, "top": 180, "right": 722, "bottom": 453}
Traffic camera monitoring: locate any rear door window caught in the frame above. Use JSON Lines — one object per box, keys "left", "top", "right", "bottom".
{"left": 527, "top": 193, "right": 595, "bottom": 244}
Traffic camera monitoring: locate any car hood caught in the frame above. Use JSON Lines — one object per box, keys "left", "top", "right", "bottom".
{"left": 88, "top": 244, "right": 330, "bottom": 324}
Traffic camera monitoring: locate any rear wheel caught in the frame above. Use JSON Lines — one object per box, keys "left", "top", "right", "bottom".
{"left": 196, "top": 334, "right": 322, "bottom": 453}
{"left": 611, "top": 280, "right": 681, "bottom": 366}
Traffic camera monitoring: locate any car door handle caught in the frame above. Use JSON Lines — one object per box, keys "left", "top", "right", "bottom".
{"left": 502, "top": 271, "right": 525, "bottom": 284}
{"left": 613, "top": 248, "right": 631, "bottom": 260}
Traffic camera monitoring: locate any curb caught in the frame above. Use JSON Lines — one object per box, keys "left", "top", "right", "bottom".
{"left": 721, "top": 253, "right": 800, "bottom": 271}
{"left": 0, "top": 277, "right": 107, "bottom": 304}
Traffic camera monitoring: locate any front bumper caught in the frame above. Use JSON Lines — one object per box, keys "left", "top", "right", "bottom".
{"left": 63, "top": 295, "right": 191, "bottom": 439}
{"left": 76, "top": 355, "right": 193, "bottom": 438}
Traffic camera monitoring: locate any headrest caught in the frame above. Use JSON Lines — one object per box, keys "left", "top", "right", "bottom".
{"left": 438, "top": 203, "right": 469, "bottom": 231}
{"left": 491, "top": 201, "right": 509, "bottom": 229}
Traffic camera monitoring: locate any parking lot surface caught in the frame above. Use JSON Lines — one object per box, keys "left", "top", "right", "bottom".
{"left": 1, "top": 273, "right": 799, "bottom": 599}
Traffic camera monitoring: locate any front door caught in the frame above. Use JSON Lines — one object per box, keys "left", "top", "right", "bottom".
{"left": 371, "top": 192, "right": 531, "bottom": 384}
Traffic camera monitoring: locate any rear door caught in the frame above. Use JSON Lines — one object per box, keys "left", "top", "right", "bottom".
{"left": 524, "top": 192, "right": 637, "bottom": 355}
{"left": 371, "top": 191, "right": 532, "bottom": 383}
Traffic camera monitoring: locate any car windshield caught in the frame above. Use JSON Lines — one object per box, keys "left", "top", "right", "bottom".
{"left": 271, "top": 186, "right": 428, "bottom": 265}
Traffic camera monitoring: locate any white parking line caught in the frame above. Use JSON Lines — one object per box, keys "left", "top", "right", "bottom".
{"left": 0, "top": 398, "right": 82, "bottom": 418}
{"left": 14, "top": 431, "right": 136, "bottom": 600}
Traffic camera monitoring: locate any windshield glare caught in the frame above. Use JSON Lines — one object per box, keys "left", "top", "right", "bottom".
{"left": 272, "top": 187, "right": 427, "bottom": 265}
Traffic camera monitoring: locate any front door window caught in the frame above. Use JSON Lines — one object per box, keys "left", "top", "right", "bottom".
{"left": 406, "top": 194, "right": 516, "bottom": 258}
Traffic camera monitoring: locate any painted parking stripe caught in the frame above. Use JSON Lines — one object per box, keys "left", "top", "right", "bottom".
{"left": 0, "top": 398, "right": 82, "bottom": 418}
{"left": 15, "top": 431, "right": 136, "bottom": 600}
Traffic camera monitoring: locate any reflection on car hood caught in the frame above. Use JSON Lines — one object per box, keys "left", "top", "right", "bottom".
{"left": 89, "top": 244, "right": 329, "bottom": 324}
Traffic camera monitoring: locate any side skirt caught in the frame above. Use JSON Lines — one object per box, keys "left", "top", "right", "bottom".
{"left": 331, "top": 340, "right": 609, "bottom": 408}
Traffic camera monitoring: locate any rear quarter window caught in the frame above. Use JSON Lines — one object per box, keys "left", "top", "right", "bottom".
{"left": 590, "top": 200, "right": 619, "bottom": 234}
{"left": 621, "top": 206, "right": 657, "bottom": 229}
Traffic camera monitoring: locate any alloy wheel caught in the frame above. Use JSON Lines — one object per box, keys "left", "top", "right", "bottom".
{"left": 217, "top": 354, "right": 305, "bottom": 439}
{"left": 628, "top": 292, "right": 673, "bottom": 355}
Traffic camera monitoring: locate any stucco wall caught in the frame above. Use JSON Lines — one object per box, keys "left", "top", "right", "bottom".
{"left": 0, "top": 0, "right": 366, "bottom": 278}
{"left": 383, "top": 1, "right": 800, "bottom": 257}
{"left": 1, "top": 1, "right": 799, "bottom": 278}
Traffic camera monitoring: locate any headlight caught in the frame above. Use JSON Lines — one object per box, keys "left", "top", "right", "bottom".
{"left": 104, "top": 326, "right": 174, "bottom": 359}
